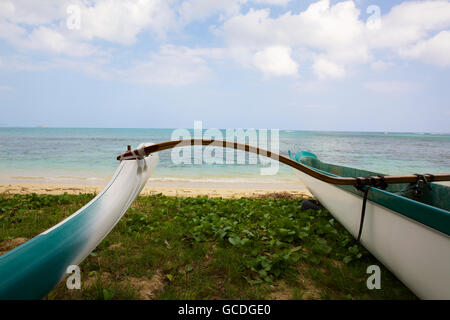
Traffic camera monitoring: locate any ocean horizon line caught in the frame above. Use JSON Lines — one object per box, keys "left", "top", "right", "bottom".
{"left": 0, "top": 126, "right": 449, "bottom": 135}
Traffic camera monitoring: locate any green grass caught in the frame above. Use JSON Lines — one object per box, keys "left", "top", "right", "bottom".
{"left": 0, "top": 193, "right": 416, "bottom": 300}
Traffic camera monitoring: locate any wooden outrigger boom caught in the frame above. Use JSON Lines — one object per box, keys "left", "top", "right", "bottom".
{"left": 117, "top": 139, "right": 450, "bottom": 186}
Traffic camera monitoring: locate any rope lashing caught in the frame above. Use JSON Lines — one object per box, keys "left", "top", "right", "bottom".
{"left": 413, "top": 174, "right": 432, "bottom": 198}
{"left": 355, "top": 178, "right": 371, "bottom": 242}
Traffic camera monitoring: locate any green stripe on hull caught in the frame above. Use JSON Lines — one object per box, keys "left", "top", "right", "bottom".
{"left": 290, "top": 151, "right": 450, "bottom": 236}
{"left": 0, "top": 193, "right": 104, "bottom": 299}
{"left": 0, "top": 167, "right": 122, "bottom": 299}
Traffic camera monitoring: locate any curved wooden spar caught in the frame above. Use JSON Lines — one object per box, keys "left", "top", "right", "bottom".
{"left": 117, "top": 139, "right": 450, "bottom": 186}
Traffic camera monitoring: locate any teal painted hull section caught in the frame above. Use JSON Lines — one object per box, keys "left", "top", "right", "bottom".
{"left": 290, "top": 151, "right": 450, "bottom": 236}
{"left": 0, "top": 148, "right": 158, "bottom": 299}
{"left": 0, "top": 188, "right": 111, "bottom": 299}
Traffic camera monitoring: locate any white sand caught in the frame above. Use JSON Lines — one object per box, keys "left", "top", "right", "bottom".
{"left": 0, "top": 182, "right": 312, "bottom": 199}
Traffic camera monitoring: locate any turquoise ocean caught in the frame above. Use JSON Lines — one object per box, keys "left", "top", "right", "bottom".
{"left": 0, "top": 128, "right": 449, "bottom": 186}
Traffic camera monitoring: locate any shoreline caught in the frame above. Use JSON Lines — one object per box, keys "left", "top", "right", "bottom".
{"left": 0, "top": 182, "right": 312, "bottom": 199}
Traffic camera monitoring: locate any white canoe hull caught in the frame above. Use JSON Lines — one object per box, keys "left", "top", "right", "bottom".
{"left": 294, "top": 170, "right": 450, "bottom": 300}
{"left": 0, "top": 143, "right": 159, "bottom": 299}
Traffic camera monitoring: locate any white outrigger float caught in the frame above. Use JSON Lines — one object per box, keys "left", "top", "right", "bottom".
{"left": 288, "top": 151, "right": 450, "bottom": 300}
{"left": 0, "top": 139, "right": 449, "bottom": 299}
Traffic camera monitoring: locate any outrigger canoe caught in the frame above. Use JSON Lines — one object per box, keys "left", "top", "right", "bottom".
{"left": 117, "top": 140, "right": 450, "bottom": 300}
{"left": 0, "top": 139, "right": 449, "bottom": 300}
{"left": 0, "top": 143, "right": 159, "bottom": 299}
{"left": 289, "top": 151, "right": 450, "bottom": 300}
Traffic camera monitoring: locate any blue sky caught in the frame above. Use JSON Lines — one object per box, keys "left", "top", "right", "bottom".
{"left": 0, "top": 0, "right": 449, "bottom": 132}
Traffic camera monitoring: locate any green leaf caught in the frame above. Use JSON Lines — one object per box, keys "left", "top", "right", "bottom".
{"left": 348, "top": 245, "right": 359, "bottom": 255}
{"left": 289, "top": 246, "right": 302, "bottom": 254}
{"left": 103, "top": 288, "right": 115, "bottom": 300}
{"left": 297, "top": 231, "right": 309, "bottom": 239}
{"left": 260, "top": 258, "right": 271, "bottom": 270}
{"left": 307, "top": 255, "right": 321, "bottom": 264}
{"left": 228, "top": 236, "right": 240, "bottom": 246}
{"left": 343, "top": 256, "right": 353, "bottom": 264}
{"left": 289, "top": 253, "right": 300, "bottom": 262}
{"left": 311, "top": 243, "right": 332, "bottom": 255}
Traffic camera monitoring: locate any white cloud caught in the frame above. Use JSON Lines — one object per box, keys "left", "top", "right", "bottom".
{"left": 370, "top": 60, "right": 395, "bottom": 72}
{"left": 364, "top": 81, "right": 420, "bottom": 94}
{"left": 253, "top": 46, "right": 298, "bottom": 76}
{"left": 368, "top": 0, "right": 450, "bottom": 49}
{"left": 179, "top": 0, "right": 245, "bottom": 23}
{"left": 218, "top": 0, "right": 450, "bottom": 79}
{"left": 398, "top": 30, "right": 450, "bottom": 67}
{"left": 312, "top": 57, "right": 346, "bottom": 79}
{"left": 1, "top": 0, "right": 450, "bottom": 85}
{"left": 252, "top": 0, "right": 292, "bottom": 6}
{"left": 0, "top": 0, "right": 67, "bottom": 25}
{"left": 219, "top": 1, "right": 368, "bottom": 79}
{"left": 220, "top": 1, "right": 366, "bottom": 50}
{"left": 0, "top": 19, "right": 27, "bottom": 44}
{"left": 0, "top": 46, "right": 213, "bottom": 86}
{"left": 25, "top": 27, "right": 98, "bottom": 57}
{"left": 119, "top": 46, "right": 212, "bottom": 85}
{"left": 76, "top": 0, "right": 176, "bottom": 44}
{"left": 177, "top": 0, "right": 292, "bottom": 24}
{"left": 0, "top": 0, "right": 177, "bottom": 56}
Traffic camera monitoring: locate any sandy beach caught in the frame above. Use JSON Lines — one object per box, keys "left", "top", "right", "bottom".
{"left": 0, "top": 181, "right": 312, "bottom": 199}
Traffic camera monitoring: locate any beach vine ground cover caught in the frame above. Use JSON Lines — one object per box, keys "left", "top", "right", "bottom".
{"left": 0, "top": 193, "right": 415, "bottom": 300}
